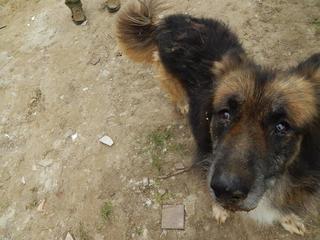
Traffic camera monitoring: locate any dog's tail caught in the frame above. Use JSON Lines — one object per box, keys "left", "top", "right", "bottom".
{"left": 117, "top": 0, "right": 166, "bottom": 63}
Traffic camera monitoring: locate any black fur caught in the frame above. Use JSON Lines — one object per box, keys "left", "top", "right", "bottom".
{"left": 117, "top": 1, "right": 320, "bottom": 228}
{"left": 154, "top": 14, "right": 243, "bottom": 159}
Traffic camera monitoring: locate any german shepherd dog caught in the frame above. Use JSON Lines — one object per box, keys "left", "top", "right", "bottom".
{"left": 117, "top": 0, "right": 320, "bottom": 235}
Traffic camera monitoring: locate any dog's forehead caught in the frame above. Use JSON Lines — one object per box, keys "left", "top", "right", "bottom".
{"left": 213, "top": 68, "right": 256, "bottom": 107}
{"left": 214, "top": 70, "right": 317, "bottom": 126}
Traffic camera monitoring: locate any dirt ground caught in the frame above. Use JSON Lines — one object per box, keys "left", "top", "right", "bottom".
{"left": 0, "top": 0, "right": 319, "bottom": 239}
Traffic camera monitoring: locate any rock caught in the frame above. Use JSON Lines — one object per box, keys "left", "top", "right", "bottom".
{"left": 174, "top": 163, "right": 185, "bottom": 170}
{"left": 161, "top": 205, "right": 185, "bottom": 230}
{"left": 38, "top": 159, "right": 53, "bottom": 167}
{"left": 21, "top": 176, "right": 26, "bottom": 185}
{"left": 71, "top": 132, "right": 78, "bottom": 141}
{"left": 88, "top": 55, "right": 100, "bottom": 65}
{"left": 158, "top": 189, "right": 166, "bottom": 196}
{"left": 183, "top": 194, "right": 197, "bottom": 217}
{"left": 94, "top": 233, "right": 104, "bottom": 240}
{"left": 99, "top": 135, "right": 114, "bottom": 146}
{"left": 142, "top": 177, "right": 149, "bottom": 187}
{"left": 37, "top": 199, "right": 46, "bottom": 212}
{"left": 144, "top": 199, "right": 152, "bottom": 207}
{"left": 65, "top": 232, "right": 74, "bottom": 240}
{"left": 64, "top": 129, "right": 74, "bottom": 138}
{"left": 160, "top": 230, "right": 167, "bottom": 238}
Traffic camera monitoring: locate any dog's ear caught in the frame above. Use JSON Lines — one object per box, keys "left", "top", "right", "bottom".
{"left": 295, "top": 54, "right": 320, "bottom": 165}
{"left": 294, "top": 53, "right": 320, "bottom": 84}
{"left": 212, "top": 48, "right": 248, "bottom": 78}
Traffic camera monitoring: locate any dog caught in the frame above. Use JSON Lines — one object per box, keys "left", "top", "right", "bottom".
{"left": 117, "top": 0, "right": 320, "bottom": 235}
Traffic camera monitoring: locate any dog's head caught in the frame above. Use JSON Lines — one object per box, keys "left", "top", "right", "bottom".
{"left": 208, "top": 50, "right": 320, "bottom": 211}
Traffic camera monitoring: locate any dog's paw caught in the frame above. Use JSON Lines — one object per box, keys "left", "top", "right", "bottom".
{"left": 280, "top": 214, "right": 306, "bottom": 236}
{"left": 212, "top": 203, "right": 229, "bottom": 224}
{"left": 176, "top": 103, "right": 189, "bottom": 115}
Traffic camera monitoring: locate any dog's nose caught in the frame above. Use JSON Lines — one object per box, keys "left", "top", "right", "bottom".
{"left": 211, "top": 173, "right": 249, "bottom": 203}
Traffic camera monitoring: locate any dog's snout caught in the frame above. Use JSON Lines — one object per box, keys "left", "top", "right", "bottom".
{"left": 211, "top": 173, "right": 250, "bottom": 203}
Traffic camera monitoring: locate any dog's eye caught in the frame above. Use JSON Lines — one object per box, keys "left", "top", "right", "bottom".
{"left": 275, "top": 121, "right": 290, "bottom": 135}
{"left": 219, "top": 110, "right": 231, "bottom": 121}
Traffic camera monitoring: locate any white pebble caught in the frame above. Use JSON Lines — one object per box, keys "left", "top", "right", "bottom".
{"left": 71, "top": 133, "right": 78, "bottom": 141}
{"left": 99, "top": 135, "right": 114, "bottom": 146}
{"left": 21, "top": 176, "right": 26, "bottom": 185}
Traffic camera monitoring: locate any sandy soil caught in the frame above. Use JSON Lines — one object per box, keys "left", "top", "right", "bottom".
{"left": 0, "top": 0, "right": 319, "bottom": 239}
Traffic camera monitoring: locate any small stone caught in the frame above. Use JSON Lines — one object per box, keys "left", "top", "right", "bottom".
{"left": 89, "top": 55, "right": 100, "bottom": 65}
{"left": 38, "top": 159, "right": 53, "bottom": 167}
{"left": 64, "top": 129, "right": 74, "bottom": 138}
{"left": 94, "top": 233, "right": 104, "bottom": 240}
{"left": 31, "top": 16, "right": 35, "bottom": 21}
{"left": 21, "top": 176, "right": 26, "bottom": 185}
{"left": 71, "top": 132, "right": 78, "bottom": 141}
{"left": 142, "top": 177, "right": 149, "bottom": 187}
{"left": 81, "top": 20, "right": 88, "bottom": 26}
{"left": 161, "top": 205, "right": 185, "bottom": 230}
{"left": 183, "top": 194, "right": 197, "bottom": 217}
{"left": 99, "top": 135, "right": 114, "bottom": 146}
{"left": 158, "top": 189, "right": 166, "bottom": 196}
{"left": 149, "top": 179, "right": 155, "bottom": 186}
{"left": 37, "top": 199, "right": 46, "bottom": 212}
{"left": 144, "top": 199, "right": 152, "bottom": 207}
{"left": 82, "top": 87, "right": 89, "bottom": 91}
{"left": 160, "top": 230, "right": 167, "bottom": 238}
{"left": 174, "top": 163, "right": 185, "bottom": 170}
{"left": 65, "top": 232, "right": 74, "bottom": 240}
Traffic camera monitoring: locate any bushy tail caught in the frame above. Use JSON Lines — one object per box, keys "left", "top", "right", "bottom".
{"left": 117, "top": 0, "right": 166, "bottom": 63}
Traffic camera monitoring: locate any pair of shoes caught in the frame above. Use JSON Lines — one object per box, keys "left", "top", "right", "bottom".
{"left": 67, "top": 0, "right": 121, "bottom": 25}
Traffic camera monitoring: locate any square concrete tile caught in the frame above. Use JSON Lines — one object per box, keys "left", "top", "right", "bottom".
{"left": 161, "top": 204, "right": 185, "bottom": 230}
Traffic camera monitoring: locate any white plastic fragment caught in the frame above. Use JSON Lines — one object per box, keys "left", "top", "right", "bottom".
{"left": 99, "top": 135, "right": 114, "bottom": 146}
{"left": 37, "top": 199, "right": 46, "bottom": 212}
{"left": 71, "top": 132, "right": 78, "bottom": 141}
{"left": 65, "top": 232, "right": 74, "bottom": 240}
{"left": 142, "top": 177, "right": 149, "bottom": 187}
{"left": 21, "top": 176, "right": 26, "bottom": 185}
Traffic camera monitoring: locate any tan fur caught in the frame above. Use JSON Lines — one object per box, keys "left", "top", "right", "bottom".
{"left": 117, "top": 1, "right": 187, "bottom": 113}
{"left": 212, "top": 51, "right": 247, "bottom": 78}
{"left": 213, "top": 68, "right": 256, "bottom": 109}
{"left": 116, "top": 0, "right": 166, "bottom": 63}
{"left": 265, "top": 75, "right": 317, "bottom": 127}
{"left": 153, "top": 52, "right": 188, "bottom": 114}
{"left": 118, "top": 40, "right": 156, "bottom": 64}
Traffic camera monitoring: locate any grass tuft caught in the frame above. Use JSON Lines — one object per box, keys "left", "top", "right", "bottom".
{"left": 101, "top": 201, "right": 113, "bottom": 221}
